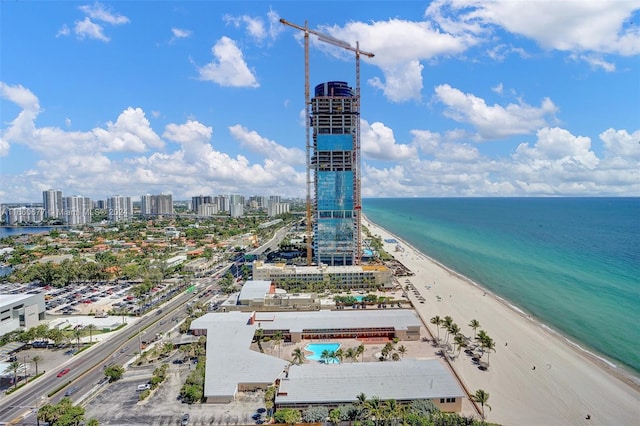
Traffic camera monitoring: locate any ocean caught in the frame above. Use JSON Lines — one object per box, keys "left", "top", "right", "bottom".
{"left": 362, "top": 197, "right": 640, "bottom": 376}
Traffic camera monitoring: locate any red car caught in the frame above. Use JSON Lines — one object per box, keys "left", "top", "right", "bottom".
{"left": 57, "top": 368, "right": 70, "bottom": 377}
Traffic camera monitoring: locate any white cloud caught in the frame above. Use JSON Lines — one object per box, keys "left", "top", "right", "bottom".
{"left": 317, "top": 18, "right": 476, "bottom": 103}
{"left": 228, "top": 124, "right": 305, "bottom": 166}
{"left": 434, "top": 84, "right": 558, "bottom": 139}
{"left": 0, "top": 137, "right": 9, "bottom": 157}
{"left": 196, "top": 37, "right": 259, "bottom": 88}
{"left": 78, "top": 2, "right": 130, "bottom": 25}
{"left": 170, "top": 28, "right": 192, "bottom": 43}
{"left": 224, "top": 14, "right": 269, "bottom": 43}
{"left": 361, "top": 120, "right": 417, "bottom": 161}
{"left": 428, "top": 0, "right": 640, "bottom": 55}
{"left": 74, "top": 17, "right": 109, "bottom": 41}
{"left": 93, "top": 107, "right": 165, "bottom": 152}
{"left": 0, "top": 82, "right": 40, "bottom": 111}
{"left": 600, "top": 128, "right": 640, "bottom": 159}
{"left": 56, "top": 24, "right": 70, "bottom": 38}
{"left": 571, "top": 53, "right": 616, "bottom": 72}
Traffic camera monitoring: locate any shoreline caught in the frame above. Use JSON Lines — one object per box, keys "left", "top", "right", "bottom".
{"left": 364, "top": 215, "right": 640, "bottom": 425}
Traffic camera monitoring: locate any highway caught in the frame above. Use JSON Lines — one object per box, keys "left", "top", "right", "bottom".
{"left": 0, "top": 224, "right": 290, "bottom": 425}
{"left": 0, "top": 283, "right": 207, "bottom": 425}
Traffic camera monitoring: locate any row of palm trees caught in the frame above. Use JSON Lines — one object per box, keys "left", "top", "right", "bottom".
{"left": 429, "top": 316, "right": 496, "bottom": 364}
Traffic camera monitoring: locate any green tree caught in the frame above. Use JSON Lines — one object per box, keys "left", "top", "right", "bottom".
{"left": 272, "top": 331, "right": 283, "bottom": 357}
{"left": 104, "top": 364, "right": 125, "bottom": 382}
{"left": 291, "top": 347, "right": 306, "bottom": 365}
{"left": 254, "top": 328, "right": 265, "bottom": 353}
{"left": 397, "top": 345, "right": 407, "bottom": 358}
{"left": 471, "top": 389, "right": 492, "bottom": 422}
{"left": 38, "top": 397, "right": 86, "bottom": 426}
{"left": 5, "top": 361, "right": 21, "bottom": 389}
{"left": 31, "top": 355, "right": 43, "bottom": 376}
{"left": 329, "top": 408, "right": 342, "bottom": 425}
{"left": 85, "top": 324, "right": 97, "bottom": 343}
{"left": 469, "top": 319, "right": 481, "bottom": 339}
{"left": 430, "top": 315, "right": 442, "bottom": 341}
{"left": 357, "top": 344, "right": 365, "bottom": 362}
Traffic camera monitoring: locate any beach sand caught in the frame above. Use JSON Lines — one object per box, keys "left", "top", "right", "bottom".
{"left": 364, "top": 218, "right": 640, "bottom": 426}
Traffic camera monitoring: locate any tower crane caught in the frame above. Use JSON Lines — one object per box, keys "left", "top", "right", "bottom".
{"left": 280, "top": 18, "right": 374, "bottom": 266}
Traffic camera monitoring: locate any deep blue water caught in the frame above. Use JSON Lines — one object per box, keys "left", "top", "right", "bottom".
{"left": 0, "top": 226, "right": 69, "bottom": 239}
{"left": 363, "top": 198, "right": 640, "bottom": 376}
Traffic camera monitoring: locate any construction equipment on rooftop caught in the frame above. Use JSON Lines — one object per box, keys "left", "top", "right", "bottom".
{"left": 280, "top": 18, "right": 374, "bottom": 266}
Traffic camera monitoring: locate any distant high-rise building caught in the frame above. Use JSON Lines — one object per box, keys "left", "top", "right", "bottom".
{"left": 197, "top": 203, "right": 218, "bottom": 216}
{"left": 42, "top": 189, "right": 63, "bottom": 220}
{"left": 5, "top": 207, "right": 45, "bottom": 225}
{"left": 311, "top": 81, "right": 359, "bottom": 266}
{"left": 63, "top": 196, "right": 92, "bottom": 225}
{"left": 192, "top": 195, "right": 213, "bottom": 214}
{"left": 141, "top": 194, "right": 173, "bottom": 217}
{"left": 107, "top": 195, "right": 133, "bottom": 222}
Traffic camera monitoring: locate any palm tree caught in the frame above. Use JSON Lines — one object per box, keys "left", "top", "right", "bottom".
{"left": 453, "top": 334, "right": 467, "bottom": 356}
{"left": 441, "top": 316, "right": 453, "bottom": 342}
{"left": 345, "top": 347, "right": 357, "bottom": 363}
{"left": 446, "top": 323, "right": 460, "bottom": 345}
{"left": 31, "top": 355, "right": 42, "bottom": 376}
{"left": 254, "top": 328, "right": 264, "bottom": 353}
{"left": 290, "top": 348, "right": 306, "bottom": 365}
{"left": 483, "top": 336, "right": 496, "bottom": 364}
{"left": 86, "top": 324, "right": 97, "bottom": 343}
{"left": 471, "top": 389, "right": 492, "bottom": 422}
{"left": 355, "top": 392, "right": 368, "bottom": 420}
{"left": 397, "top": 345, "right": 407, "bottom": 358}
{"left": 357, "top": 344, "right": 365, "bottom": 362}
{"left": 475, "top": 330, "right": 489, "bottom": 354}
{"left": 430, "top": 316, "right": 442, "bottom": 341}
{"left": 334, "top": 348, "right": 344, "bottom": 364}
{"left": 6, "top": 361, "right": 21, "bottom": 389}
{"left": 366, "top": 396, "right": 382, "bottom": 425}
{"left": 73, "top": 327, "right": 84, "bottom": 348}
{"left": 469, "top": 319, "right": 481, "bottom": 339}
{"left": 272, "top": 331, "right": 283, "bottom": 357}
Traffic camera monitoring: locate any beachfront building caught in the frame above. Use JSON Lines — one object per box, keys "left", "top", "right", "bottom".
{"left": 311, "top": 81, "right": 360, "bottom": 266}
{"left": 252, "top": 260, "right": 392, "bottom": 290}
{"left": 189, "top": 311, "right": 462, "bottom": 411}
{"left": 219, "top": 280, "right": 321, "bottom": 312}
{"left": 0, "top": 293, "right": 46, "bottom": 336}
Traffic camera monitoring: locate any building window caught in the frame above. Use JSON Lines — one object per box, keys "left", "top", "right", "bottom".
{"left": 440, "top": 398, "right": 445, "bottom": 403}
{"left": 446, "top": 398, "right": 456, "bottom": 403}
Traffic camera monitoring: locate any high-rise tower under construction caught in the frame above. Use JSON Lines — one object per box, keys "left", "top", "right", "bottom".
{"left": 311, "top": 81, "right": 359, "bottom": 266}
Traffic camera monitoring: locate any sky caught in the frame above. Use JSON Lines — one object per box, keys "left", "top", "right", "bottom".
{"left": 1, "top": 0, "right": 639, "bottom": 203}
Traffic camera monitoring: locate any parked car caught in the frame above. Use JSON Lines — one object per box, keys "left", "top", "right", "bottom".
{"left": 137, "top": 384, "right": 151, "bottom": 391}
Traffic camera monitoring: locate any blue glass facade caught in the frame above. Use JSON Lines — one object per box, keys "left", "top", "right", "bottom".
{"left": 311, "top": 82, "right": 358, "bottom": 265}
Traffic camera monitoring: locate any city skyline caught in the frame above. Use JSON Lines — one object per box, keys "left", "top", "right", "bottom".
{"left": 1, "top": 1, "right": 639, "bottom": 203}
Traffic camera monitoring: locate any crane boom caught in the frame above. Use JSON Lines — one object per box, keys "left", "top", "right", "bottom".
{"left": 280, "top": 17, "right": 373, "bottom": 266}
{"left": 279, "top": 18, "right": 374, "bottom": 58}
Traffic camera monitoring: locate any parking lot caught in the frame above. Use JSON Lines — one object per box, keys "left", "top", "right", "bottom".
{"left": 84, "top": 361, "right": 265, "bottom": 425}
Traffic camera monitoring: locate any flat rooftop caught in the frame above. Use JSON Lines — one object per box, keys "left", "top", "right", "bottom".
{"left": 276, "top": 359, "right": 465, "bottom": 406}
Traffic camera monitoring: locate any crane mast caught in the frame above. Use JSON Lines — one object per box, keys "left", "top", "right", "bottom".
{"left": 280, "top": 18, "right": 374, "bottom": 266}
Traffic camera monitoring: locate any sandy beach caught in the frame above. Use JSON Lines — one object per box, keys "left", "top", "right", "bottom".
{"left": 364, "top": 218, "right": 640, "bottom": 426}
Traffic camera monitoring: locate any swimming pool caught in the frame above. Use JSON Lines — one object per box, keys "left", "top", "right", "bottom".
{"left": 305, "top": 342, "right": 341, "bottom": 363}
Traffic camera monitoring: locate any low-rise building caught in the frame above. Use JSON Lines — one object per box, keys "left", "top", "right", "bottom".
{"left": 252, "top": 261, "right": 393, "bottom": 290}
{"left": 189, "top": 311, "right": 463, "bottom": 411}
{"left": 0, "top": 293, "right": 46, "bottom": 336}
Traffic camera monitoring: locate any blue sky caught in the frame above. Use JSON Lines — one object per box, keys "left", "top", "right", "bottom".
{"left": 1, "top": 0, "right": 639, "bottom": 203}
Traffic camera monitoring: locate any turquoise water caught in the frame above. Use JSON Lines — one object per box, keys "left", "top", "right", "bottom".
{"left": 354, "top": 295, "right": 365, "bottom": 302}
{"left": 363, "top": 198, "right": 640, "bottom": 376}
{"left": 305, "top": 342, "right": 341, "bottom": 363}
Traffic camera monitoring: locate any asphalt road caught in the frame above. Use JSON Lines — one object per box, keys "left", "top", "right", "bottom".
{"left": 0, "top": 283, "right": 208, "bottom": 426}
